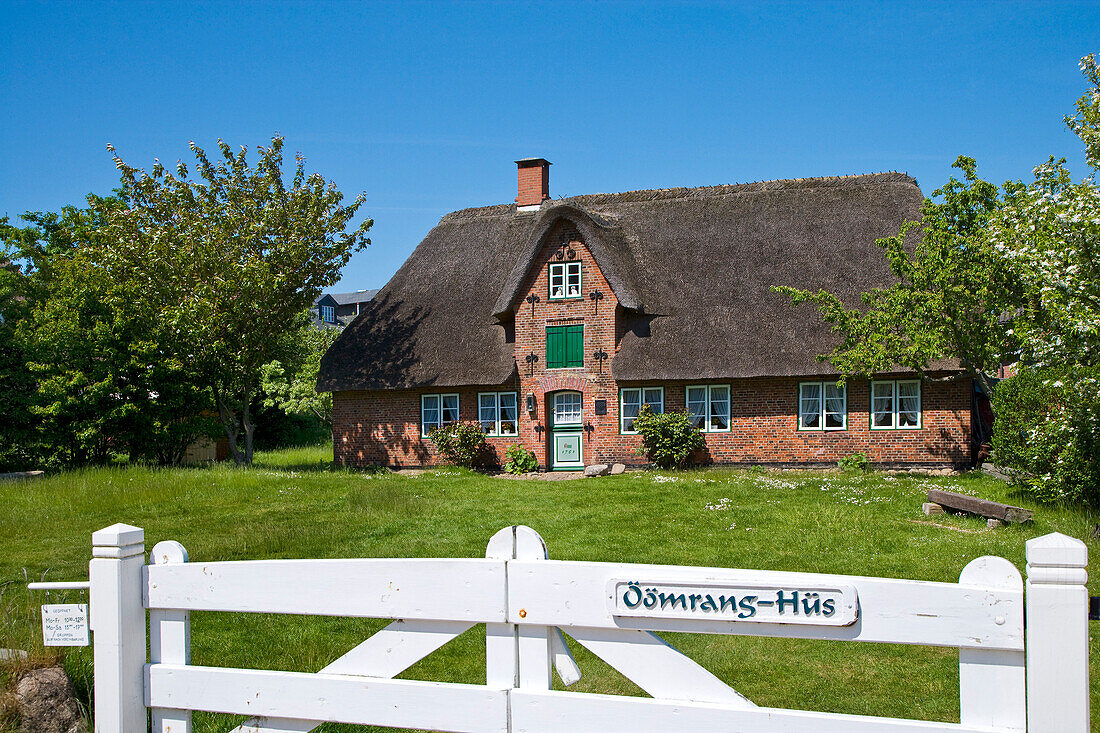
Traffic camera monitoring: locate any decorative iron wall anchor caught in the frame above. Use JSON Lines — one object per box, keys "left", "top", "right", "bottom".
{"left": 593, "top": 349, "right": 608, "bottom": 373}
{"left": 525, "top": 353, "right": 539, "bottom": 376}
{"left": 589, "top": 289, "right": 604, "bottom": 315}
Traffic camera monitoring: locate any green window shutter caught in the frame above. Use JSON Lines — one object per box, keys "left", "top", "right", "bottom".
{"left": 546, "top": 325, "right": 583, "bottom": 368}
{"left": 566, "top": 325, "right": 583, "bottom": 367}
{"left": 546, "top": 327, "right": 561, "bottom": 369}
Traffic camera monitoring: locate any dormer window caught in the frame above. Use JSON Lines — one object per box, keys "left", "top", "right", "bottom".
{"left": 549, "top": 262, "right": 582, "bottom": 300}
{"left": 321, "top": 305, "right": 336, "bottom": 324}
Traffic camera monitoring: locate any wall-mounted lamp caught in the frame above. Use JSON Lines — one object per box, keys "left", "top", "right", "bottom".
{"left": 526, "top": 393, "right": 537, "bottom": 414}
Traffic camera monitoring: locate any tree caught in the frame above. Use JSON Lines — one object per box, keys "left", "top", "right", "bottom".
{"left": 985, "top": 54, "right": 1100, "bottom": 503}
{"left": 774, "top": 157, "right": 1019, "bottom": 398}
{"left": 2, "top": 198, "right": 216, "bottom": 468}
{"left": 101, "top": 136, "right": 371, "bottom": 465}
{"left": 0, "top": 232, "right": 38, "bottom": 470}
{"left": 991, "top": 55, "right": 1100, "bottom": 373}
{"left": 261, "top": 317, "right": 341, "bottom": 427}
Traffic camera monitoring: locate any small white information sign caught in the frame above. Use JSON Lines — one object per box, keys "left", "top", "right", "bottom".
{"left": 608, "top": 579, "right": 859, "bottom": 626}
{"left": 41, "top": 604, "right": 89, "bottom": 646}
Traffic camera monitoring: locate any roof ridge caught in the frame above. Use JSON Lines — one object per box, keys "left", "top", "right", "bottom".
{"left": 440, "top": 171, "right": 916, "bottom": 221}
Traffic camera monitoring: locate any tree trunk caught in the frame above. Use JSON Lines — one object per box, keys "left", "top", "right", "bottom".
{"left": 213, "top": 384, "right": 245, "bottom": 467}
{"left": 241, "top": 394, "right": 255, "bottom": 466}
{"left": 958, "top": 358, "right": 1001, "bottom": 419}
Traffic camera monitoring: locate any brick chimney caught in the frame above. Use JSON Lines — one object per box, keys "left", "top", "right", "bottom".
{"left": 515, "top": 158, "right": 551, "bottom": 211}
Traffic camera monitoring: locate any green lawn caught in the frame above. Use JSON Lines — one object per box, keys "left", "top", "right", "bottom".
{"left": 1, "top": 444, "right": 1097, "bottom": 731}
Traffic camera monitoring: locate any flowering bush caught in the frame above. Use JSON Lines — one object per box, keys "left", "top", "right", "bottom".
{"left": 429, "top": 422, "right": 489, "bottom": 468}
{"left": 991, "top": 367, "right": 1100, "bottom": 505}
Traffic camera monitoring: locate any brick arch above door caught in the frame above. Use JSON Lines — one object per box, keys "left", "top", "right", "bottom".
{"left": 535, "top": 374, "right": 588, "bottom": 396}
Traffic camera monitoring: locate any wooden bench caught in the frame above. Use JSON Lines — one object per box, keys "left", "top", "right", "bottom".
{"left": 925, "top": 489, "right": 1034, "bottom": 524}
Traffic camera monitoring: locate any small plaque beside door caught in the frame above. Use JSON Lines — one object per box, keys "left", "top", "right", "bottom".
{"left": 594, "top": 399, "right": 607, "bottom": 415}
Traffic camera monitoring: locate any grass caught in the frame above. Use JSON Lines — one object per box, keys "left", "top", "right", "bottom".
{"left": 1, "top": 443, "right": 1098, "bottom": 731}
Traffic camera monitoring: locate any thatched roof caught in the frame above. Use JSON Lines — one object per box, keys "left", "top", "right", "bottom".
{"left": 319, "top": 172, "right": 930, "bottom": 391}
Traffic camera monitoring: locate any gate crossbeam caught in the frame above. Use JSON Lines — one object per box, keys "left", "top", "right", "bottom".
{"left": 81, "top": 522, "right": 1089, "bottom": 733}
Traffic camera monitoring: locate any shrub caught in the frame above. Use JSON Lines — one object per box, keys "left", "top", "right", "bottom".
{"left": 429, "top": 422, "right": 489, "bottom": 468}
{"left": 838, "top": 452, "right": 870, "bottom": 472}
{"left": 503, "top": 443, "right": 538, "bottom": 474}
{"left": 632, "top": 407, "right": 704, "bottom": 469}
{"left": 991, "top": 366, "right": 1100, "bottom": 505}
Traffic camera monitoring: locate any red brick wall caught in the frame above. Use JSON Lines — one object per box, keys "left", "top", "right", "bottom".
{"left": 600, "top": 377, "right": 971, "bottom": 467}
{"left": 333, "top": 387, "right": 520, "bottom": 467}
{"left": 332, "top": 222, "right": 972, "bottom": 469}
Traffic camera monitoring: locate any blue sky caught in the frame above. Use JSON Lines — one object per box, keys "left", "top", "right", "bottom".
{"left": 2, "top": 1, "right": 1097, "bottom": 291}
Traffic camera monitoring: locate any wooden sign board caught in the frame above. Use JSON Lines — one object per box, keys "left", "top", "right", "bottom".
{"left": 41, "top": 604, "right": 89, "bottom": 646}
{"left": 608, "top": 579, "right": 858, "bottom": 626}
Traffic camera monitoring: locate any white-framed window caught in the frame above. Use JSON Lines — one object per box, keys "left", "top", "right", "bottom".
{"left": 421, "top": 393, "right": 459, "bottom": 437}
{"left": 320, "top": 304, "right": 335, "bottom": 323}
{"left": 871, "top": 379, "right": 922, "bottom": 430}
{"left": 553, "top": 391, "right": 583, "bottom": 425}
{"left": 549, "top": 261, "right": 582, "bottom": 300}
{"left": 687, "top": 385, "right": 731, "bottom": 432}
{"left": 478, "top": 392, "right": 518, "bottom": 436}
{"left": 798, "top": 381, "right": 847, "bottom": 431}
{"left": 620, "top": 387, "right": 664, "bottom": 434}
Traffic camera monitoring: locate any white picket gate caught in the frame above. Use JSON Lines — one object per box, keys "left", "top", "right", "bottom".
{"left": 78, "top": 523, "right": 1089, "bottom": 732}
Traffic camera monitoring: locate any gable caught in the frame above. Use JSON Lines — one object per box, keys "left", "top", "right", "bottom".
{"left": 492, "top": 204, "right": 643, "bottom": 318}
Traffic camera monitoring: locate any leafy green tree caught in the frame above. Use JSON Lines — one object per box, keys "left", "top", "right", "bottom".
{"left": 774, "top": 157, "right": 1018, "bottom": 398}
{"left": 0, "top": 238, "right": 38, "bottom": 470}
{"left": 261, "top": 317, "right": 341, "bottom": 427}
{"left": 101, "top": 136, "right": 371, "bottom": 465}
{"left": 2, "top": 199, "right": 216, "bottom": 467}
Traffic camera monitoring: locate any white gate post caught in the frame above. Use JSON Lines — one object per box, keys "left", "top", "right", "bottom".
{"left": 89, "top": 523, "right": 147, "bottom": 733}
{"left": 958, "top": 556, "right": 1025, "bottom": 730}
{"left": 149, "top": 541, "right": 191, "bottom": 733}
{"left": 1025, "top": 531, "right": 1090, "bottom": 732}
{"left": 486, "top": 527, "right": 519, "bottom": 690}
{"left": 487, "top": 525, "right": 579, "bottom": 697}
{"left": 513, "top": 526, "right": 553, "bottom": 690}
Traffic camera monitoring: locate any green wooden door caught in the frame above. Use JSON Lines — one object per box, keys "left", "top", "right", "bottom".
{"left": 549, "top": 391, "right": 584, "bottom": 470}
